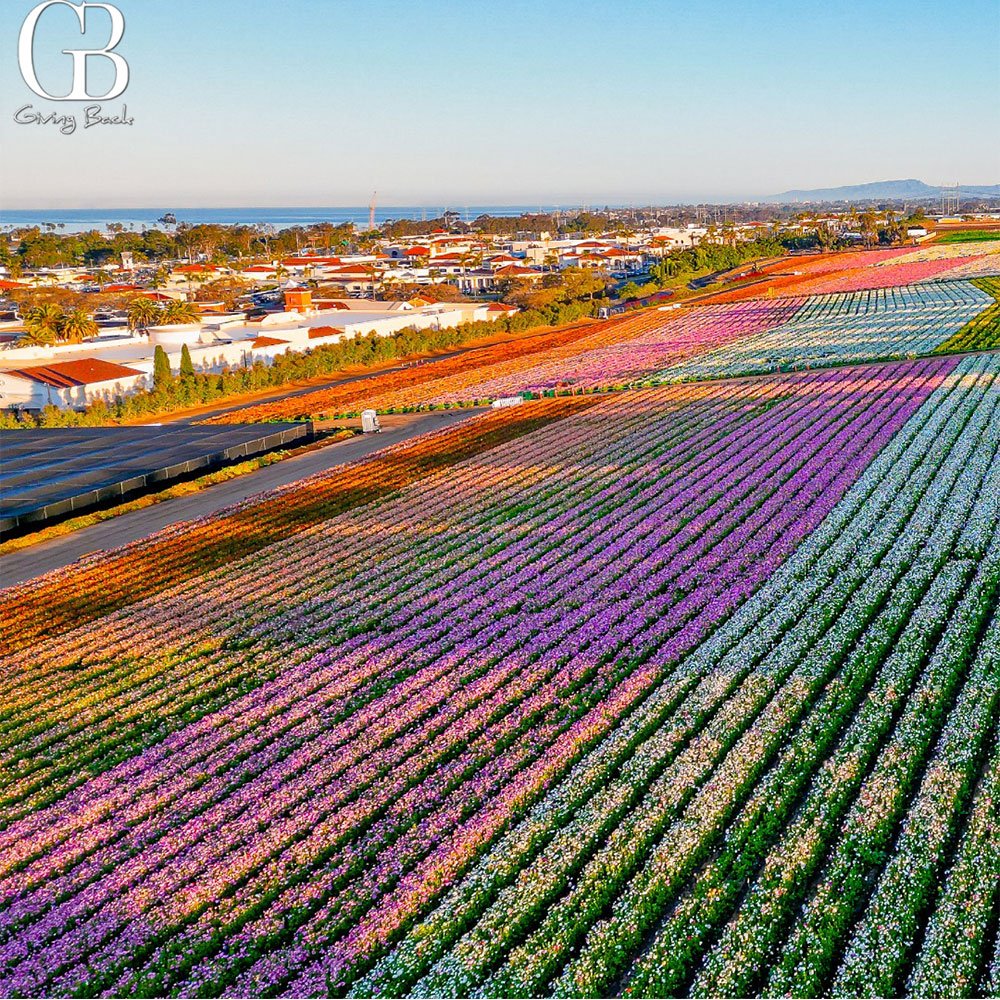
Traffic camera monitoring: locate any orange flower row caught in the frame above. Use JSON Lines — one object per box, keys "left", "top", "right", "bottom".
{"left": 1, "top": 397, "right": 598, "bottom": 655}
{"left": 208, "top": 313, "right": 659, "bottom": 423}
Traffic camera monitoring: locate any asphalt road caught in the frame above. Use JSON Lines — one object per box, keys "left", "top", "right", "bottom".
{"left": 0, "top": 409, "right": 478, "bottom": 589}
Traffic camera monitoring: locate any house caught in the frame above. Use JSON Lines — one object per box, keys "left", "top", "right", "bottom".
{"left": 493, "top": 264, "right": 545, "bottom": 283}
{"left": 239, "top": 264, "right": 279, "bottom": 281}
{"left": 0, "top": 358, "right": 147, "bottom": 411}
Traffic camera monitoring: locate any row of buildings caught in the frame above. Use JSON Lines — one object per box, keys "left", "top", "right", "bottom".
{"left": 3, "top": 226, "right": 713, "bottom": 302}
{"left": 0, "top": 290, "right": 518, "bottom": 411}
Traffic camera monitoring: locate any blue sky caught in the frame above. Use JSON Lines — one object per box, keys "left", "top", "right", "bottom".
{"left": 2, "top": 0, "right": 998, "bottom": 208}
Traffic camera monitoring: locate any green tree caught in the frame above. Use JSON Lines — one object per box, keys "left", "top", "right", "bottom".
{"left": 179, "top": 343, "right": 195, "bottom": 379}
{"left": 149, "top": 266, "right": 171, "bottom": 290}
{"left": 815, "top": 226, "right": 835, "bottom": 251}
{"left": 859, "top": 209, "right": 879, "bottom": 249}
{"left": 57, "top": 307, "right": 98, "bottom": 343}
{"left": 160, "top": 300, "right": 201, "bottom": 324}
{"left": 18, "top": 324, "right": 56, "bottom": 346}
{"left": 153, "top": 344, "right": 173, "bottom": 392}
{"left": 23, "top": 303, "right": 64, "bottom": 342}
{"left": 127, "top": 296, "right": 162, "bottom": 333}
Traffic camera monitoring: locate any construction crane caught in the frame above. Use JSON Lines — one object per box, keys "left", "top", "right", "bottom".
{"left": 368, "top": 191, "right": 377, "bottom": 231}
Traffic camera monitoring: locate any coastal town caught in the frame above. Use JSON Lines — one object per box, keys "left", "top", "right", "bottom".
{"left": 0, "top": 204, "right": 991, "bottom": 414}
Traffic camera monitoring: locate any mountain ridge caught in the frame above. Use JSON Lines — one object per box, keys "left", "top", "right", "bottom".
{"left": 762, "top": 178, "right": 1000, "bottom": 203}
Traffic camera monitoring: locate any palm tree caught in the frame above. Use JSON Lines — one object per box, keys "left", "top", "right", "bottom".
{"left": 58, "top": 308, "right": 98, "bottom": 343}
{"left": 23, "top": 303, "right": 64, "bottom": 342}
{"left": 127, "top": 296, "right": 162, "bottom": 333}
{"left": 185, "top": 268, "right": 204, "bottom": 300}
{"left": 150, "top": 266, "right": 170, "bottom": 291}
{"left": 160, "top": 300, "right": 201, "bottom": 324}
{"left": 19, "top": 324, "right": 56, "bottom": 346}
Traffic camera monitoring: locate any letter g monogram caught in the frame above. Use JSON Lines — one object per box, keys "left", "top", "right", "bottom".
{"left": 18, "top": 1, "right": 129, "bottom": 101}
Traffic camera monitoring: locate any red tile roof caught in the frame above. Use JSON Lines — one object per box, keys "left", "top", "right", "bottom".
{"left": 250, "top": 336, "right": 289, "bottom": 349}
{"left": 308, "top": 326, "right": 344, "bottom": 339}
{"left": 7, "top": 358, "right": 145, "bottom": 388}
{"left": 494, "top": 264, "right": 542, "bottom": 277}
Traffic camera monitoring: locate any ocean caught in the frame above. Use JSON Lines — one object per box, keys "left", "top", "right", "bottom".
{"left": 0, "top": 205, "right": 588, "bottom": 234}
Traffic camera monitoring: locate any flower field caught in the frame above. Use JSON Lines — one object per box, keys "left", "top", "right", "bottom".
{"left": 702, "top": 240, "right": 1000, "bottom": 301}
{"left": 207, "top": 279, "right": 998, "bottom": 419}
{"left": 213, "top": 302, "right": 803, "bottom": 422}
{"left": 209, "top": 312, "right": 661, "bottom": 423}
{"left": 932, "top": 251, "right": 1000, "bottom": 281}
{"left": 424, "top": 299, "right": 801, "bottom": 402}
{"left": 3, "top": 349, "right": 1000, "bottom": 998}
{"left": 656, "top": 281, "right": 992, "bottom": 382}
{"left": 874, "top": 240, "right": 1000, "bottom": 266}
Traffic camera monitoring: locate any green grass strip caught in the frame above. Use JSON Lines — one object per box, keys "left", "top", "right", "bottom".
{"left": 937, "top": 277, "right": 1000, "bottom": 353}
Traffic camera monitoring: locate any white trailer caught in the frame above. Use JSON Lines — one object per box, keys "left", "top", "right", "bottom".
{"left": 361, "top": 409, "right": 382, "bottom": 433}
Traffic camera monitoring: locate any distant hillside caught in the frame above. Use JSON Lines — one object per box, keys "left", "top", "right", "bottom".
{"left": 762, "top": 179, "right": 1000, "bottom": 203}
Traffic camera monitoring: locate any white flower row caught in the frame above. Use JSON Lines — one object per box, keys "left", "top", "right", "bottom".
{"left": 556, "top": 355, "right": 1000, "bottom": 998}
{"left": 655, "top": 282, "right": 992, "bottom": 382}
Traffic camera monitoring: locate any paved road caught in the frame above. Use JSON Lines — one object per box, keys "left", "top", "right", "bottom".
{"left": 0, "top": 409, "right": 478, "bottom": 589}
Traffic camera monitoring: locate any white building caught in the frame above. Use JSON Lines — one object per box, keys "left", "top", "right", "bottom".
{"left": 0, "top": 358, "right": 147, "bottom": 411}
{"left": 0, "top": 292, "right": 517, "bottom": 410}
